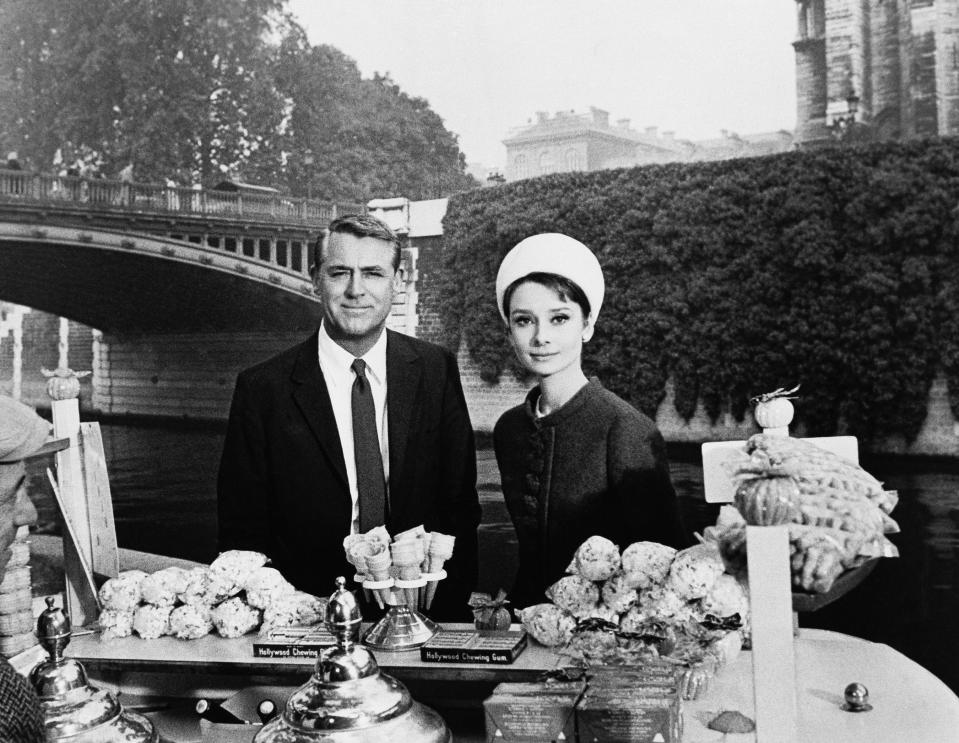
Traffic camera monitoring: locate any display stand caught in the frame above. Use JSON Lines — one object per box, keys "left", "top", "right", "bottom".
{"left": 701, "top": 411, "right": 860, "bottom": 743}
{"left": 46, "top": 371, "right": 119, "bottom": 627}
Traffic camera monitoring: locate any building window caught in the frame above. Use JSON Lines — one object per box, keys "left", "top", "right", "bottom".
{"left": 798, "top": 0, "right": 824, "bottom": 40}
{"left": 565, "top": 149, "right": 581, "bottom": 171}
{"left": 539, "top": 150, "right": 553, "bottom": 174}
{"left": 514, "top": 154, "right": 528, "bottom": 179}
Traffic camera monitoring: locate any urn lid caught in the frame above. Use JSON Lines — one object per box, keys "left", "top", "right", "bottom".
{"left": 30, "top": 596, "right": 157, "bottom": 742}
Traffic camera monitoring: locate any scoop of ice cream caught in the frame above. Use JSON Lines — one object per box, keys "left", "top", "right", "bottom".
{"left": 621, "top": 541, "right": 677, "bottom": 589}
{"left": 567, "top": 536, "right": 621, "bottom": 581}
{"left": 98, "top": 570, "right": 148, "bottom": 611}
{"left": 288, "top": 591, "right": 327, "bottom": 624}
{"left": 260, "top": 592, "right": 328, "bottom": 635}
{"left": 633, "top": 584, "right": 695, "bottom": 623}
{"left": 516, "top": 603, "right": 576, "bottom": 647}
{"left": 208, "top": 569, "right": 240, "bottom": 603}
{"left": 99, "top": 609, "right": 134, "bottom": 639}
{"left": 699, "top": 573, "right": 749, "bottom": 619}
{"left": 211, "top": 597, "right": 262, "bottom": 638}
{"left": 176, "top": 567, "right": 221, "bottom": 606}
{"left": 619, "top": 606, "right": 657, "bottom": 634}
{"left": 169, "top": 604, "right": 214, "bottom": 640}
{"left": 600, "top": 570, "right": 638, "bottom": 614}
{"left": 667, "top": 543, "right": 725, "bottom": 601}
{"left": 362, "top": 526, "right": 392, "bottom": 553}
{"left": 209, "top": 550, "right": 268, "bottom": 591}
{"left": 132, "top": 604, "right": 172, "bottom": 639}
{"left": 242, "top": 566, "right": 295, "bottom": 610}
{"left": 140, "top": 567, "right": 190, "bottom": 607}
{"left": 545, "top": 575, "right": 600, "bottom": 618}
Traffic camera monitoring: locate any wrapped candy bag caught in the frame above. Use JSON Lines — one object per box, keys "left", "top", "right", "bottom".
{"left": 468, "top": 590, "right": 511, "bottom": 630}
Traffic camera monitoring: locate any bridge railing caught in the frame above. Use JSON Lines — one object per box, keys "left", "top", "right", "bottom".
{"left": 0, "top": 168, "right": 361, "bottom": 225}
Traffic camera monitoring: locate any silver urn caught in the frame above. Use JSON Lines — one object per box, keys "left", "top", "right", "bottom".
{"left": 254, "top": 577, "right": 451, "bottom": 743}
{"left": 30, "top": 596, "right": 158, "bottom": 742}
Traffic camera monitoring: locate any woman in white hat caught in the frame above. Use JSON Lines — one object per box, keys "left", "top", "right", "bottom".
{"left": 493, "top": 234, "right": 688, "bottom": 609}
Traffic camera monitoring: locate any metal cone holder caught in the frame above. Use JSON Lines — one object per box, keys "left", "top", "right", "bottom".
{"left": 357, "top": 572, "right": 444, "bottom": 650}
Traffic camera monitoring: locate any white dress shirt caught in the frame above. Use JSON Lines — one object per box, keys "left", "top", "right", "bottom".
{"left": 317, "top": 323, "right": 390, "bottom": 534}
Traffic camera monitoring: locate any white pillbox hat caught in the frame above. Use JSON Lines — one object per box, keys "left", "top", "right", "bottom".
{"left": 494, "top": 233, "right": 605, "bottom": 323}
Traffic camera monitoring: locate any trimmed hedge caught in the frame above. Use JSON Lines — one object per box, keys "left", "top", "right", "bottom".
{"left": 438, "top": 138, "right": 959, "bottom": 445}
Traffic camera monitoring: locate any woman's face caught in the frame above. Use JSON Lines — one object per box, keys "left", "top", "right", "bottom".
{"left": 507, "top": 281, "right": 593, "bottom": 379}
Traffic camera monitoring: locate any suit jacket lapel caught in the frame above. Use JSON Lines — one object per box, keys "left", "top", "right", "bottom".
{"left": 290, "top": 335, "right": 349, "bottom": 489}
{"left": 387, "top": 330, "right": 421, "bottom": 515}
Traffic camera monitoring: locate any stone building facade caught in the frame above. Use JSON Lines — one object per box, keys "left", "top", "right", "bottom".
{"left": 503, "top": 108, "right": 794, "bottom": 182}
{"left": 794, "top": 0, "right": 959, "bottom": 145}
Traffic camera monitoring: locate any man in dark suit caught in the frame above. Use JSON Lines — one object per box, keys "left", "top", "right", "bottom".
{"left": 217, "top": 214, "right": 481, "bottom": 620}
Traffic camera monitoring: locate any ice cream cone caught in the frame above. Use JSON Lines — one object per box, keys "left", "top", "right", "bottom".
{"left": 424, "top": 562, "right": 447, "bottom": 610}
{"left": 345, "top": 538, "right": 376, "bottom": 604}
{"left": 393, "top": 525, "right": 425, "bottom": 542}
{"left": 366, "top": 551, "right": 393, "bottom": 607}
{"left": 397, "top": 565, "right": 421, "bottom": 607}
{"left": 428, "top": 533, "right": 455, "bottom": 568}
{"left": 419, "top": 532, "right": 433, "bottom": 571}
{"left": 363, "top": 526, "right": 391, "bottom": 553}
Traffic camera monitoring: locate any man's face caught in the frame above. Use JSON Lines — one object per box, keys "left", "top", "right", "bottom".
{"left": 0, "top": 463, "right": 37, "bottom": 576}
{"left": 313, "top": 232, "right": 399, "bottom": 354}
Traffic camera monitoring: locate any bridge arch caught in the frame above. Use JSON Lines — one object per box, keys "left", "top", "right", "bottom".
{"left": 0, "top": 221, "right": 322, "bottom": 333}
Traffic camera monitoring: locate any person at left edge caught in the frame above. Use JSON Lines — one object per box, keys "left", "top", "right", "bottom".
{"left": 0, "top": 395, "right": 50, "bottom": 742}
{"left": 217, "top": 214, "right": 481, "bottom": 621}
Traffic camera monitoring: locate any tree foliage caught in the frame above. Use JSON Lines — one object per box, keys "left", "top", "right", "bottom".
{"left": 0, "top": 0, "right": 476, "bottom": 199}
{"left": 438, "top": 138, "right": 959, "bottom": 447}
{"left": 273, "top": 33, "right": 477, "bottom": 201}
{"left": 0, "top": 0, "right": 289, "bottom": 184}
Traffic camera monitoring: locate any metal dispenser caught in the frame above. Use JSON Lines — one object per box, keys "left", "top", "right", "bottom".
{"left": 30, "top": 596, "right": 158, "bottom": 742}
{"left": 254, "top": 577, "right": 450, "bottom": 742}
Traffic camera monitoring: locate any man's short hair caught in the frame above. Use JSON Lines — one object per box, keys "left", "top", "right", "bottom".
{"left": 312, "top": 214, "right": 401, "bottom": 272}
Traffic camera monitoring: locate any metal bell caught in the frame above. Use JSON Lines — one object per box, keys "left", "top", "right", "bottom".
{"left": 30, "top": 596, "right": 158, "bottom": 741}
{"left": 254, "top": 577, "right": 451, "bottom": 742}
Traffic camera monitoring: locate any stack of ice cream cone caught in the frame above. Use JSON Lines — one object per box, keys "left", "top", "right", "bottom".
{"left": 364, "top": 549, "right": 393, "bottom": 609}
{"left": 0, "top": 527, "right": 35, "bottom": 658}
{"left": 423, "top": 532, "right": 455, "bottom": 611}
{"left": 343, "top": 526, "right": 455, "bottom": 614}
{"left": 390, "top": 539, "right": 425, "bottom": 608}
{"left": 343, "top": 536, "right": 373, "bottom": 604}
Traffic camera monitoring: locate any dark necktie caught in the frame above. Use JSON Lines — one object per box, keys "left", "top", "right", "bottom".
{"left": 351, "top": 358, "right": 386, "bottom": 531}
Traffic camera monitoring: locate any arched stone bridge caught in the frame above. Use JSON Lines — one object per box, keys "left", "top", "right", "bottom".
{"left": 0, "top": 169, "right": 420, "bottom": 418}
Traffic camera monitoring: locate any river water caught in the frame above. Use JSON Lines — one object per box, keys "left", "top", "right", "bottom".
{"left": 25, "top": 421, "right": 959, "bottom": 693}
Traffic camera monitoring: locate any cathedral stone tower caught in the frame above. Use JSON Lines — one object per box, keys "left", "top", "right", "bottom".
{"left": 794, "top": 0, "right": 959, "bottom": 145}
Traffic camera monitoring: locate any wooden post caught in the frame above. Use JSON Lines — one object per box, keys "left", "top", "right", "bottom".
{"left": 50, "top": 393, "right": 98, "bottom": 625}
{"left": 80, "top": 422, "right": 119, "bottom": 581}
{"left": 701, "top": 402, "right": 861, "bottom": 743}
{"left": 746, "top": 526, "right": 799, "bottom": 743}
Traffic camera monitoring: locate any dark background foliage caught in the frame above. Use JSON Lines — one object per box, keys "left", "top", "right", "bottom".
{"left": 439, "top": 138, "right": 959, "bottom": 446}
